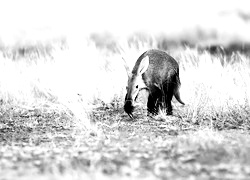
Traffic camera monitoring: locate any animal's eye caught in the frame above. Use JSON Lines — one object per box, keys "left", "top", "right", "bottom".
{"left": 136, "top": 85, "right": 138, "bottom": 89}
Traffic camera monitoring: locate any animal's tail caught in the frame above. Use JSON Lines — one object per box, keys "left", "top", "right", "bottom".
{"left": 174, "top": 76, "right": 185, "bottom": 105}
{"left": 174, "top": 88, "right": 185, "bottom": 105}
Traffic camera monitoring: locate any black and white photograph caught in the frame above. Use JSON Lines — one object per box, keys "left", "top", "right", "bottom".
{"left": 0, "top": 0, "right": 250, "bottom": 179}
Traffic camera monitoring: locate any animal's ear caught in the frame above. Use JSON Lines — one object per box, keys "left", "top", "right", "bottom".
{"left": 127, "top": 72, "right": 132, "bottom": 79}
{"left": 138, "top": 56, "right": 149, "bottom": 75}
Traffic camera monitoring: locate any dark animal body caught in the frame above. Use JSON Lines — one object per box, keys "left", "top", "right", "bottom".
{"left": 124, "top": 49, "right": 184, "bottom": 118}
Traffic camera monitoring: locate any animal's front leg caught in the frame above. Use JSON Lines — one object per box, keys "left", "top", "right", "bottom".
{"left": 147, "top": 92, "right": 161, "bottom": 116}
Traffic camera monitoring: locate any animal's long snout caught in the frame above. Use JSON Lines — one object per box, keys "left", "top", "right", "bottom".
{"left": 124, "top": 99, "right": 135, "bottom": 119}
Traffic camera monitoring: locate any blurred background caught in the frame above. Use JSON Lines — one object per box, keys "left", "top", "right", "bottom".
{"left": 1, "top": 0, "right": 250, "bottom": 53}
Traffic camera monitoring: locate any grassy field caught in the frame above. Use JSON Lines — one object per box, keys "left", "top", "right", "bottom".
{"left": 0, "top": 37, "right": 250, "bottom": 179}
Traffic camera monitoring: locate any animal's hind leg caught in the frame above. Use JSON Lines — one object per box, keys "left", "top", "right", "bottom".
{"left": 164, "top": 89, "right": 174, "bottom": 115}
{"left": 166, "top": 95, "right": 173, "bottom": 115}
{"left": 164, "top": 83, "right": 174, "bottom": 115}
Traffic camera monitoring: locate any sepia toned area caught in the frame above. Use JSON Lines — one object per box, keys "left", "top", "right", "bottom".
{"left": 1, "top": 0, "right": 250, "bottom": 179}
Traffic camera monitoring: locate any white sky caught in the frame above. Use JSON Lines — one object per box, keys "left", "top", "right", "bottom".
{"left": 0, "top": 0, "right": 249, "bottom": 44}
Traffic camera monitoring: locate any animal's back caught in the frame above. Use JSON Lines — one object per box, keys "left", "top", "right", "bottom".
{"left": 132, "top": 49, "right": 179, "bottom": 87}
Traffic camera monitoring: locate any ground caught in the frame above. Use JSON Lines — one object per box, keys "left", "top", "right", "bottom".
{"left": 1, "top": 105, "right": 250, "bottom": 180}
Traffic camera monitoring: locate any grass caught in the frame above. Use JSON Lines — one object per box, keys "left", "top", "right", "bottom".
{"left": 0, "top": 37, "right": 250, "bottom": 179}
